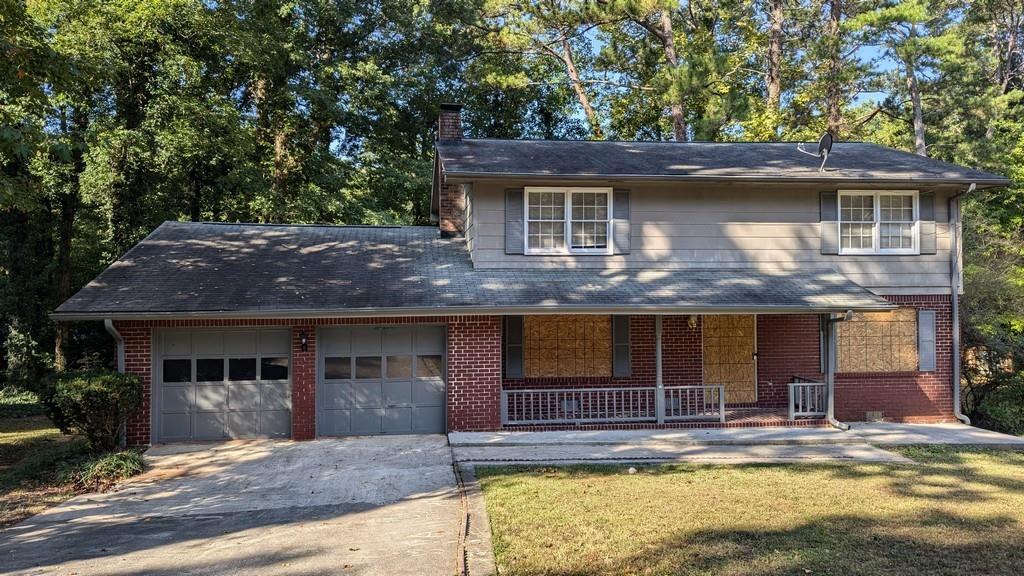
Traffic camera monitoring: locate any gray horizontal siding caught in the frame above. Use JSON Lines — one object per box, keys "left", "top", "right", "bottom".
{"left": 468, "top": 180, "right": 957, "bottom": 293}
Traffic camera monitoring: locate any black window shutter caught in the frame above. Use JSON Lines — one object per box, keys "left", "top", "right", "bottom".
{"left": 612, "top": 190, "right": 631, "bottom": 255}
{"left": 504, "top": 316, "right": 524, "bottom": 378}
{"left": 612, "top": 315, "right": 631, "bottom": 377}
{"left": 821, "top": 191, "right": 839, "bottom": 255}
{"left": 919, "top": 191, "right": 937, "bottom": 255}
{"left": 505, "top": 188, "right": 525, "bottom": 255}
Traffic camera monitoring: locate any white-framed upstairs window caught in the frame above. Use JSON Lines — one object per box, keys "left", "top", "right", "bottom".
{"left": 525, "top": 187, "right": 612, "bottom": 255}
{"left": 838, "top": 190, "right": 919, "bottom": 255}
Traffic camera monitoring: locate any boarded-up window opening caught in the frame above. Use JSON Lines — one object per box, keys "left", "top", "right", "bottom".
{"left": 524, "top": 315, "right": 612, "bottom": 378}
{"left": 837, "top": 308, "right": 918, "bottom": 372}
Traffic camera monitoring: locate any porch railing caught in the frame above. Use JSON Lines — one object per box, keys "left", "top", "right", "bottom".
{"left": 499, "top": 385, "right": 726, "bottom": 426}
{"left": 501, "top": 387, "right": 656, "bottom": 425}
{"left": 788, "top": 377, "right": 827, "bottom": 420}
{"left": 664, "top": 385, "right": 726, "bottom": 423}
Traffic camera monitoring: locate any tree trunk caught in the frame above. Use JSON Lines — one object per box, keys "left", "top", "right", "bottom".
{"left": 658, "top": 10, "right": 687, "bottom": 141}
{"left": 560, "top": 39, "right": 604, "bottom": 139}
{"left": 825, "top": 0, "right": 843, "bottom": 137}
{"left": 54, "top": 107, "right": 87, "bottom": 372}
{"left": 905, "top": 57, "right": 927, "bottom": 156}
{"left": 767, "top": 0, "right": 784, "bottom": 113}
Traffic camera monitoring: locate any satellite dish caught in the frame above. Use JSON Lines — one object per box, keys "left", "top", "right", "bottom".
{"left": 797, "top": 132, "right": 834, "bottom": 172}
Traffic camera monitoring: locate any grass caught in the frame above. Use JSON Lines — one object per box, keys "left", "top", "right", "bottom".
{"left": 477, "top": 448, "right": 1024, "bottom": 576}
{"left": 0, "top": 388, "right": 144, "bottom": 528}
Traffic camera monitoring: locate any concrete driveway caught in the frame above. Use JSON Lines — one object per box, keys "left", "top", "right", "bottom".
{"left": 0, "top": 436, "right": 461, "bottom": 576}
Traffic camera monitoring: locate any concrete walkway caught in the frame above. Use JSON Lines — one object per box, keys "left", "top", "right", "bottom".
{"left": 450, "top": 422, "right": 1024, "bottom": 466}
{"left": 0, "top": 436, "right": 462, "bottom": 576}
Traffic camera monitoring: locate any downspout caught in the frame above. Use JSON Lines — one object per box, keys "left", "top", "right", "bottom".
{"left": 825, "top": 311, "right": 851, "bottom": 431}
{"left": 104, "top": 319, "right": 126, "bottom": 373}
{"left": 949, "top": 184, "right": 974, "bottom": 425}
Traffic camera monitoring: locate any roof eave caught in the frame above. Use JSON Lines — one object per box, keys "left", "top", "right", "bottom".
{"left": 440, "top": 170, "right": 1011, "bottom": 188}
{"left": 51, "top": 301, "right": 896, "bottom": 322}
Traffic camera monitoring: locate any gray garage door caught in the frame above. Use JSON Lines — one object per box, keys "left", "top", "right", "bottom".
{"left": 156, "top": 329, "right": 292, "bottom": 442}
{"left": 318, "top": 326, "right": 445, "bottom": 435}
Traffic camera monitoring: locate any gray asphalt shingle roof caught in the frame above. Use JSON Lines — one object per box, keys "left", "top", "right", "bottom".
{"left": 436, "top": 139, "right": 1010, "bottom": 186}
{"left": 54, "top": 222, "right": 894, "bottom": 319}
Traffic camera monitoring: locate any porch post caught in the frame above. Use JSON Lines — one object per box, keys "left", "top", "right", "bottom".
{"left": 655, "top": 315, "right": 665, "bottom": 424}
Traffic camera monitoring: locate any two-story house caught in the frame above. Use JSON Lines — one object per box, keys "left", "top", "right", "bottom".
{"left": 53, "top": 103, "right": 1010, "bottom": 445}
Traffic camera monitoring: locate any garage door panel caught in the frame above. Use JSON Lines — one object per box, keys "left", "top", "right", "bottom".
{"left": 224, "top": 332, "right": 258, "bottom": 355}
{"left": 227, "top": 411, "right": 259, "bottom": 437}
{"left": 161, "top": 385, "right": 193, "bottom": 412}
{"left": 260, "top": 410, "right": 291, "bottom": 437}
{"left": 412, "top": 379, "right": 444, "bottom": 405}
{"left": 261, "top": 383, "right": 291, "bottom": 410}
{"left": 195, "top": 385, "right": 227, "bottom": 411}
{"left": 228, "top": 383, "right": 261, "bottom": 410}
{"left": 415, "top": 326, "right": 446, "bottom": 354}
{"left": 162, "top": 332, "right": 192, "bottom": 356}
{"left": 349, "top": 381, "right": 383, "bottom": 408}
{"left": 413, "top": 406, "right": 445, "bottom": 433}
{"left": 382, "top": 328, "right": 413, "bottom": 354}
{"left": 383, "top": 407, "right": 412, "bottom": 433}
{"left": 194, "top": 413, "right": 225, "bottom": 440}
{"left": 161, "top": 413, "right": 191, "bottom": 441}
{"left": 351, "top": 409, "right": 384, "bottom": 434}
{"left": 383, "top": 381, "right": 412, "bottom": 406}
{"left": 320, "top": 382, "right": 351, "bottom": 409}
{"left": 321, "top": 329, "right": 351, "bottom": 355}
{"left": 260, "top": 331, "right": 291, "bottom": 356}
{"left": 192, "top": 332, "right": 224, "bottom": 355}
{"left": 320, "top": 410, "right": 351, "bottom": 434}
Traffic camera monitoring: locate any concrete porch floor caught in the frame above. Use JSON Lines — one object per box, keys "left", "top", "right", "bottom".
{"left": 449, "top": 422, "right": 1024, "bottom": 466}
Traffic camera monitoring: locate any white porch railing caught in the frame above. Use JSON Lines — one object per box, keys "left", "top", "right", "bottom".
{"left": 788, "top": 378, "right": 827, "bottom": 420}
{"left": 500, "top": 385, "right": 726, "bottom": 426}
{"left": 664, "top": 385, "right": 726, "bottom": 423}
{"left": 501, "top": 387, "right": 656, "bottom": 425}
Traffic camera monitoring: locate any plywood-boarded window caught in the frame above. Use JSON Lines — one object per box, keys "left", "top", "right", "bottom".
{"left": 837, "top": 308, "right": 918, "bottom": 372}
{"left": 524, "top": 315, "right": 612, "bottom": 377}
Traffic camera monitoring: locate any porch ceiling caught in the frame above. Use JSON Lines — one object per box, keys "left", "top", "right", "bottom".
{"left": 54, "top": 222, "right": 893, "bottom": 320}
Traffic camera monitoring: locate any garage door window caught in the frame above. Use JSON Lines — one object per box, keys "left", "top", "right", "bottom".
{"left": 386, "top": 356, "right": 412, "bottom": 378}
{"left": 325, "top": 357, "right": 351, "bottom": 379}
{"left": 196, "top": 359, "right": 224, "bottom": 382}
{"left": 229, "top": 358, "right": 257, "bottom": 381}
{"left": 416, "top": 355, "right": 443, "bottom": 378}
{"left": 355, "top": 356, "right": 382, "bottom": 379}
{"left": 163, "top": 359, "right": 191, "bottom": 382}
{"left": 261, "top": 357, "right": 289, "bottom": 380}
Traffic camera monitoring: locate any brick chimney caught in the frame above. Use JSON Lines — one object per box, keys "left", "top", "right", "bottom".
{"left": 437, "top": 103, "right": 463, "bottom": 140}
{"left": 437, "top": 103, "right": 465, "bottom": 236}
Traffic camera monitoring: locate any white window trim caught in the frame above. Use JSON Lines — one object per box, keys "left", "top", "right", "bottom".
{"left": 837, "top": 190, "right": 920, "bottom": 256}
{"left": 524, "top": 186, "right": 614, "bottom": 255}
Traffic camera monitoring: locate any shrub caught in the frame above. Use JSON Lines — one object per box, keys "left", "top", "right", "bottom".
{"left": 54, "top": 371, "right": 142, "bottom": 452}
{"left": 59, "top": 450, "right": 145, "bottom": 492}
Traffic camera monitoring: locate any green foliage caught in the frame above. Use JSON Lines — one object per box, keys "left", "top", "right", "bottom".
{"left": 54, "top": 370, "right": 142, "bottom": 452}
{"left": 59, "top": 449, "right": 145, "bottom": 492}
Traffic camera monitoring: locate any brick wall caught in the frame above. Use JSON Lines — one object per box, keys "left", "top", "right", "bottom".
{"left": 115, "top": 322, "right": 152, "bottom": 446}
{"left": 439, "top": 182, "right": 465, "bottom": 237}
{"left": 447, "top": 316, "right": 502, "bottom": 430}
{"left": 834, "top": 295, "right": 955, "bottom": 422}
{"left": 756, "top": 314, "right": 824, "bottom": 407}
{"left": 291, "top": 325, "right": 316, "bottom": 440}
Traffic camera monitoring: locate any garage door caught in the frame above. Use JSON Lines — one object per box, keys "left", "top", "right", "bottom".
{"left": 318, "top": 326, "right": 445, "bottom": 435}
{"left": 156, "top": 329, "right": 292, "bottom": 442}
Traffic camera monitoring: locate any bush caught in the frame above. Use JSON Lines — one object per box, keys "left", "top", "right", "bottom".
{"left": 59, "top": 450, "right": 145, "bottom": 492}
{"left": 54, "top": 371, "right": 142, "bottom": 452}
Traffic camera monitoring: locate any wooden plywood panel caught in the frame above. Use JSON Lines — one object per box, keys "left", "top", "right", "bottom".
{"left": 524, "top": 315, "right": 612, "bottom": 378}
{"left": 837, "top": 308, "right": 918, "bottom": 372}
{"left": 703, "top": 315, "right": 757, "bottom": 404}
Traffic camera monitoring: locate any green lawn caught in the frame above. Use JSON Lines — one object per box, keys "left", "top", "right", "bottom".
{"left": 477, "top": 448, "right": 1024, "bottom": 576}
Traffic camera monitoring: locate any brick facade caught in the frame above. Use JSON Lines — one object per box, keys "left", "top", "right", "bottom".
{"left": 112, "top": 297, "right": 956, "bottom": 445}
{"left": 439, "top": 182, "right": 465, "bottom": 236}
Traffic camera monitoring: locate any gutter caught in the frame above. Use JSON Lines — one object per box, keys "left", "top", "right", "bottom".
{"left": 104, "top": 319, "right": 125, "bottom": 373}
{"left": 948, "top": 183, "right": 975, "bottom": 425}
{"left": 52, "top": 302, "right": 897, "bottom": 322}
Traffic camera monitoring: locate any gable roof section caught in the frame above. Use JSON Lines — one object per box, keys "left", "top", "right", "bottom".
{"left": 54, "top": 221, "right": 894, "bottom": 319}
{"left": 435, "top": 139, "right": 1010, "bottom": 186}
